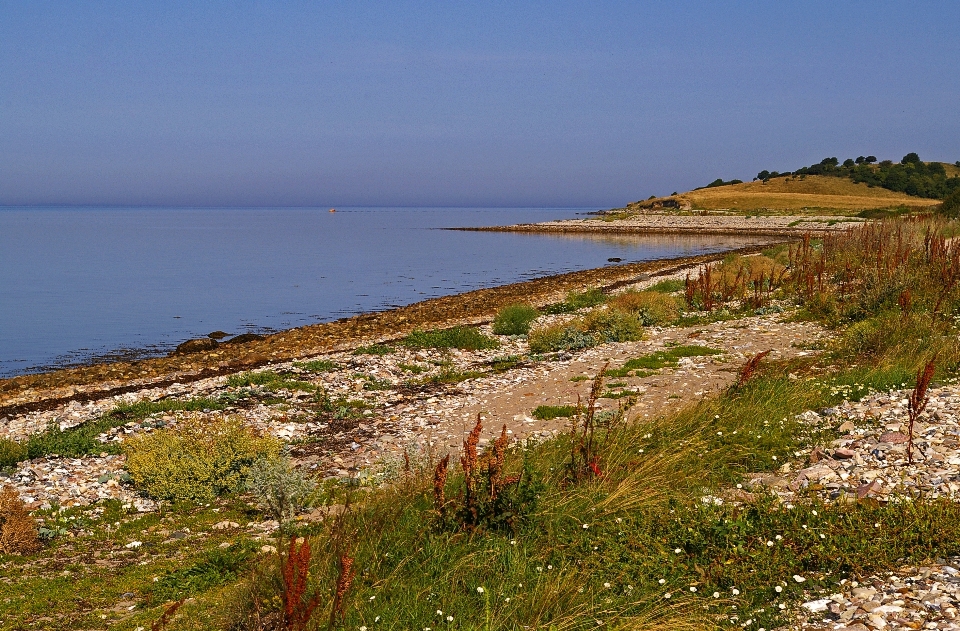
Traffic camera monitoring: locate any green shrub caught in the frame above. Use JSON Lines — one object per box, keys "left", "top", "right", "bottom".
{"left": 607, "top": 290, "right": 679, "bottom": 325}
{"left": 492, "top": 304, "right": 540, "bottom": 336}
{"left": 124, "top": 416, "right": 280, "bottom": 503}
{"left": 531, "top": 405, "right": 576, "bottom": 420}
{"left": 402, "top": 326, "right": 500, "bottom": 351}
{"left": 245, "top": 456, "right": 316, "bottom": 527}
{"left": 528, "top": 321, "right": 596, "bottom": 353}
{"left": 582, "top": 308, "right": 645, "bottom": 343}
{"left": 621, "top": 345, "right": 722, "bottom": 371}
{"left": 542, "top": 288, "right": 607, "bottom": 314}
{"left": 0, "top": 439, "right": 27, "bottom": 468}
{"left": 938, "top": 187, "right": 960, "bottom": 218}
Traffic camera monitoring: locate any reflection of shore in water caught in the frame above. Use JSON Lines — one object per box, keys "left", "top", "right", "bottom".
{"left": 511, "top": 231, "right": 778, "bottom": 250}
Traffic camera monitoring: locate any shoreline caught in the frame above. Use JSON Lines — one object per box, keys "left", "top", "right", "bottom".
{"left": 452, "top": 212, "right": 864, "bottom": 236}
{"left": 0, "top": 240, "right": 785, "bottom": 416}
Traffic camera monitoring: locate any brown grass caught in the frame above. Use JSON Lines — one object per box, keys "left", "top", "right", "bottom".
{"left": 0, "top": 484, "right": 40, "bottom": 555}
{"left": 681, "top": 175, "right": 939, "bottom": 212}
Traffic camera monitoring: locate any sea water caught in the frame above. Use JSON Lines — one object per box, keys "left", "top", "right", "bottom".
{"left": 0, "top": 207, "right": 766, "bottom": 376}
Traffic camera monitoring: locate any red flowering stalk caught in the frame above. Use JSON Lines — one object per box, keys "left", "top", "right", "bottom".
{"left": 908, "top": 359, "right": 936, "bottom": 464}
{"left": 282, "top": 537, "right": 319, "bottom": 631}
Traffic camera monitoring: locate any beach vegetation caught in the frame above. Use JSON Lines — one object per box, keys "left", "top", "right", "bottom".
{"left": 0, "top": 484, "right": 40, "bottom": 555}
{"left": 607, "top": 290, "right": 680, "bottom": 325}
{"left": 646, "top": 278, "right": 685, "bottom": 293}
{"left": 123, "top": 416, "right": 280, "bottom": 503}
{"left": 543, "top": 288, "right": 607, "bottom": 313}
{"left": 527, "top": 320, "right": 596, "bottom": 353}
{"left": 491, "top": 303, "right": 540, "bottom": 335}
{"left": 353, "top": 343, "right": 395, "bottom": 355}
{"left": 531, "top": 404, "right": 577, "bottom": 420}
{"left": 292, "top": 359, "right": 338, "bottom": 373}
{"left": 401, "top": 326, "right": 500, "bottom": 351}
{"left": 582, "top": 308, "right": 645, "bottom": 343}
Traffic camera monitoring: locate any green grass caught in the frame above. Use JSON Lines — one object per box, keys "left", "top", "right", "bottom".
{"left": 353, "top": 343, "right": 395, "bottom": 355}
{"left": 532, "top": 405, "right": 577, "bottom": 420}
{"left": 401, "top": 326, "right": 500, "bottom": 351}
{"left": 543, "top": 288, "right": 608, "bottom": 314}
{"left": 292, "top": 359, "right": 338, "bottom": 373}
{"left": 646, "top": 278, "right": 685, "bottom": 293}
{"left": 398, "top": 362, "right": 428, "bottom": 374}
{"left": 620, "top": 345, "right": 723, "bottom": 371}
{"left": 223, "top": 352, "right": 960, "bottom": 631}
{"left": 225, "top": 370, "right": 321, "bottom": 392}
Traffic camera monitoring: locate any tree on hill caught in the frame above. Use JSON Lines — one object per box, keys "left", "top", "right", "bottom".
{"left": 938, "top": 187, "right": 960, "bottom": 219}
{"left": 749, "top": 153, "right": 960, "bottom": 200}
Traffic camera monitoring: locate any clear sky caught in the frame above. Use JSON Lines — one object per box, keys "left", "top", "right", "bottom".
{"left": 2, "top": 1, "right": 958, "bottom": 208}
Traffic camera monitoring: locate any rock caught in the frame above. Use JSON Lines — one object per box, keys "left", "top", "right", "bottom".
{"left": 879, "top": 432, "right": 908, "bottom": 444}
{"left": 802, "top": 598, "right": 831, "bottom": 612}
{"left": 207, "top": 331, "right": 230, "bottom": 340}
{"left": 834, "top": 448, "right": 856, "bottom": 459}
{"left": 857, "top": 479, "right": 883, "bottom": 499}
{"left": 212, "top": 520, "right": 240, "bottom": 530}
{"left": 173, "top": 338, "right": 219, "bottom": 355}
{"left": 837, "top": 420, "right": 856, "bottom": 432}
{"left": 224, "top": 333, "right": 265, "bottom": 345}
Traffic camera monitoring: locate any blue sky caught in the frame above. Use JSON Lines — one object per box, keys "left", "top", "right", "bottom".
{"left": 1, "top": 2, "right": 958, "bottom": 207}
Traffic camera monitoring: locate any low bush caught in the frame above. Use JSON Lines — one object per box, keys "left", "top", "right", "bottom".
{"left": 124, "top": 416, "right": 280, "bottom": 503}
{"left": 402, "top": 326, "right": 500, "bottom": 351}
{"left": 0, "top": 439, "right": 26, "bottom": 469}
{"left": 246, "top": 456, "right": 316, "bottom": 528}
{"left": 938, "top": 187, "right": 960, "bottom": 218}
{"left": 543, "top": 288, "right": 608, "bottom": 314}
{"left": 607, "top": 290, "right": 680, "bottom": 325}
{"left": 0, "top": 485, "right": 39, "bottom": 555}
{"left": 528, "top": 321, "right": 596, "bottom": 353}
{"left": 582, "top": 308, "right": 645, "bottom": 343}
{"left": 492, "top": 304, "right": 540, "bottom": 336}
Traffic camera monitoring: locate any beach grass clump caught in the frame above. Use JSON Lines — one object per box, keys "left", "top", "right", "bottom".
{"left": 353, "top": 343, "right": 395, "bottom": 356}
{"left": 0, "top": 439, "right": 27, "bottom": 469}
{"left": 543, "top": 288, "right": 607, "bottom": 314}
{"left": 418, "top": 367, "right": 485, "bottom": 385}
{"left": 621, "top": 345, "right": 723, "bottom": 372}
{"left": 401, "top": 326, "right": 500, "bottom": 351}
{"left": 492, "top": 304, "right": 540, "bottom": 336}
{"left": 123, "top": 416, "right": 280, "bottom": 503}
{"left": 528, "top": 320, "right": 596, "bottom": 353}
{"left": 646, "top": 278, "right": 685, "bottom": 294}
{"left": 582, "top": 308, "right": 645, "bottom": 343}
{"left": 607, "top": 290, "right": 680, "bottom": 325}
{"left": 292, "top": 359, "right": 338, "bottom": 373}
{"left": 0, "top": 485, "right": 40, "bottom": 555}
{"left": 226, "top": 370, "right": 320, "bottom": 393}
{"left": 531, "top": 404, "right": 577, "bottom": 420}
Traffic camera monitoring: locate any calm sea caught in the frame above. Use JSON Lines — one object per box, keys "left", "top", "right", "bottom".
{"left": 0, "top": 207, "right": 768, "bottom": 377}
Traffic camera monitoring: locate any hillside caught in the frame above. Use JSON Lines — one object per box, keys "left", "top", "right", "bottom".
{"left": 632, "top": 175, "right": 941, "bottom": 214}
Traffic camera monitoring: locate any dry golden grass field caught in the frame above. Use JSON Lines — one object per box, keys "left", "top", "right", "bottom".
{"left": 678, "top": 175, "right": 940, "bottom": 213}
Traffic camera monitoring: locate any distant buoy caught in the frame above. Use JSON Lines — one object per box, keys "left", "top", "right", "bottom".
{"left": 329, "top": 208, "right": 336, "bottom": 213}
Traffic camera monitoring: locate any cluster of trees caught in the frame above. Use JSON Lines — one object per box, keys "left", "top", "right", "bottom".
{"left": 754, "top": 153, "right": 960, "bottom": 200}
{"left": 699, "top": 178, "right": 744, "bottom": 189}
